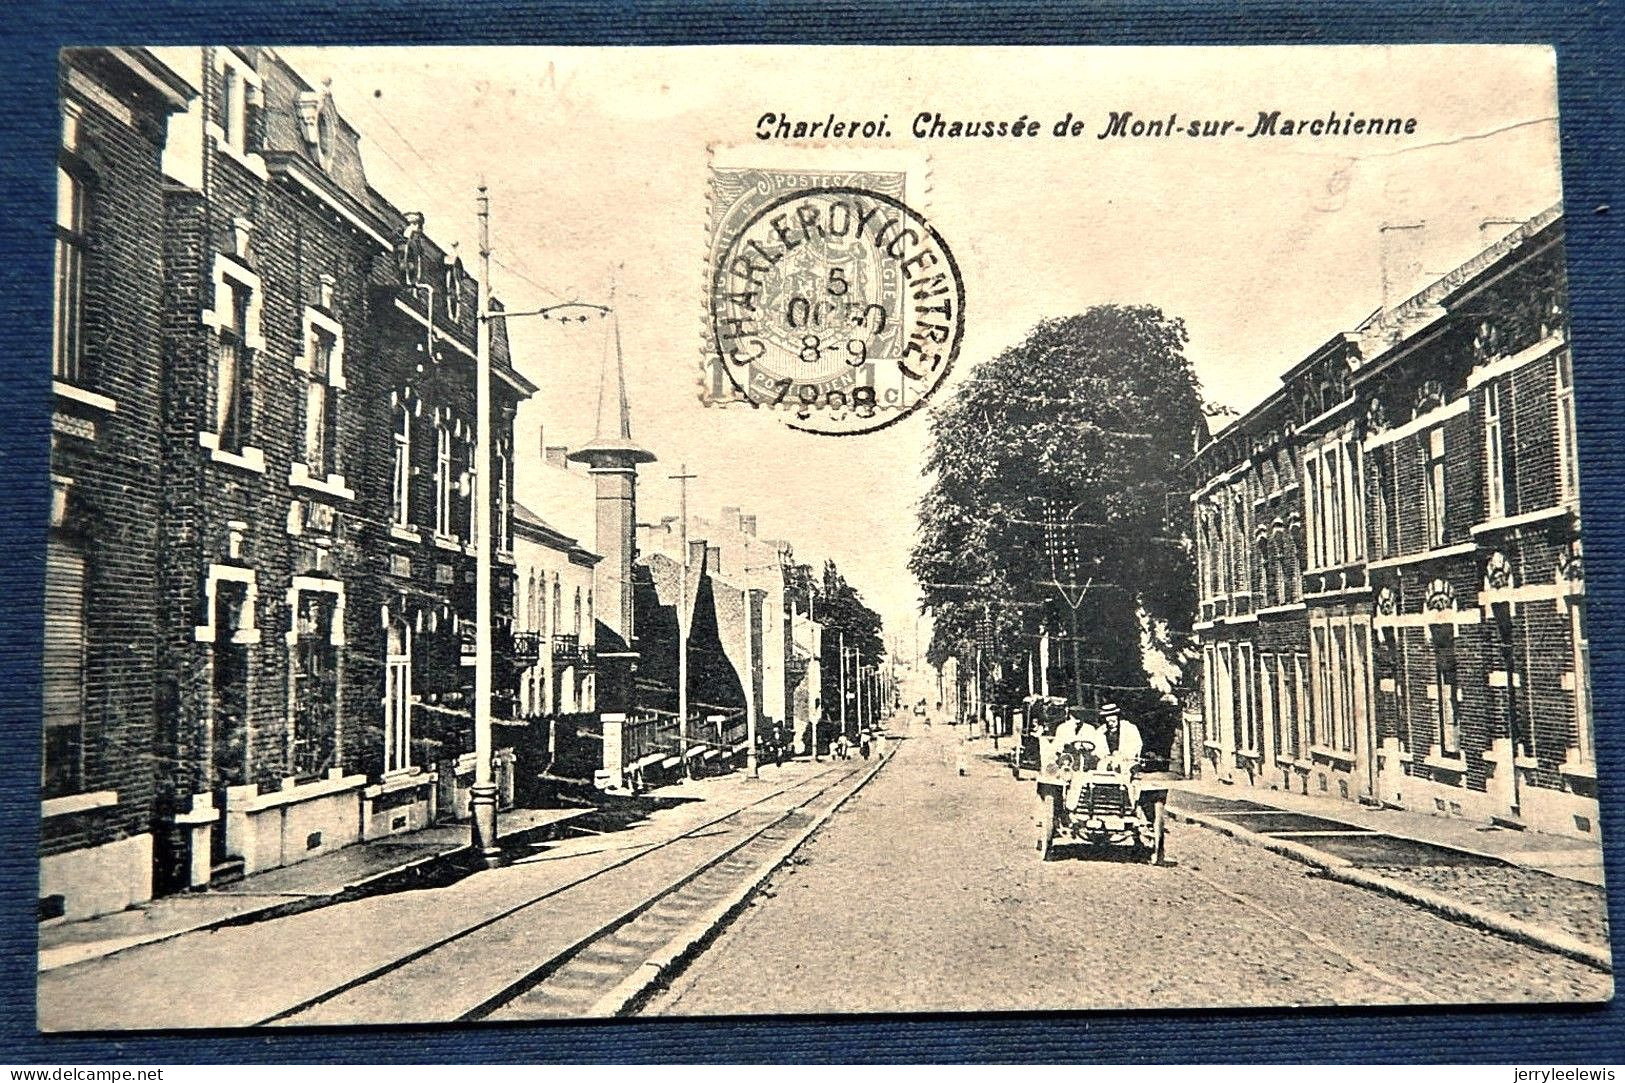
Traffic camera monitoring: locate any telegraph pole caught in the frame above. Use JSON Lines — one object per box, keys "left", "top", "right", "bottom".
{"left": 471, "top": 184, "right": 499, "bottom": 866}
{"left": 671, "top": 464, "right": 697, "bottom": 777}
{"left": 838, "top": 630, "right": 848, "bottom": 743}
{"left": 744, "top": 586, "right": 758, "bottom": 780}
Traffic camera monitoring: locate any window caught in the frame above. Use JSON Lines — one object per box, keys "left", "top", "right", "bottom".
{"left": 527, "top": 571, "right": 539, "bottom": 633}
{"left": 551, "top": 577, "right": 561, "bottom": 634}
{"left": 1202, "top": 646, "right": 1217, "bottom": 744}
{"left": 1302, "top": 457, "right": 1321, "bottom": 569}
{"left": 1261, "top": 653, "right": 1278, "bottom": 760}
{"left": 1234, "top": 493, "right": 1249, "bottom": 594}
{"left": 1372, "top": 450, "right": 1394, "bottom": 559}
{"left": 210, "top": 580, "right": 250, "bottom": 793}
{"left": 445, "top": 265, "right": 462, "bottom": 321}
{"left": 1431, "top": 625, "right": 1459, "bottom": 756}
{"left": 1423, "top": 428, "right": 1447, "bottom": 547}
{"left": 434, "top": 420, "right": 452, "bottom": 538}
{"left": 220, "top": 62, "right": 238, "bottom": 147}
{"left": 1335, "top": 624, "right": 1355, "bottom": 753}
{"left": 43, "top": 539, "right": 86, "bottom": 798}
{"left": 1277, "top": 653, "right": 1298, "bottom": 760}
{"left": 215, "top": 278, "right": 253, "bottom": 453}
{"left": 462, "top": 435, "right": 477, "bottom": 543}
{"left": 1572, "top": 601, "right": 1592, "bottom": 764}
{"left": 1344, "top": 441, "right": 1363, "bottom": 563}
{"left": 586, "top": 590, "right": 593, "bottom": 636}
{"left": 497, "top": 449, "right": 511, "bottom": 552}
{"left": 1484, "top": 384, "right": 1507, "bottom": 519}
{"left": 1294, "top": 653, "right": 1311, "bottom": 759}
{"left": 1237, "top": 642, "right": 1259, "bottom": 755}
{"left": 213, "top": 50, "right": 260, "bottom": 158}
{"left": 1325, "top": 449, "right": 1344, "bottom": 565}
{"left": 1556, "top": 354, "right": 1579, "bottom": 505}
{"left": 573, "top": 587, "right": 583, "bottom": 638}
{"left": 1393, "top": 628, "right": 1413, "bottom": 754}
{"left": 291, "top": 590, "right": 339, "bottom": 780}
{"left": 1492, "top": 603, "right": 1528, "bottom": 759}
{"left": 385, "top": 619, "right": 412, "bottom": 774}
{"left": 54, "top": 164, "right": 88, "bottom": 384}
{"left": 303, "top": 322, "right": 341, "bottom": 477}
{"left": 392, "top": 401, "right": 411, "bottom": 527}
{"left": 1310, "top": 626, "right": 1327, "bottom": 748}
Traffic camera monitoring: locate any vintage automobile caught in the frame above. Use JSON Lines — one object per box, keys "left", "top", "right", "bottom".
{"left": 1033, "top": 722, "right": 1169, "bottom": 864}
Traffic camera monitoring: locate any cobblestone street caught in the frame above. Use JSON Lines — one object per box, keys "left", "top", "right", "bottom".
{"left": 647, "top": 716, "right": 1612, "bottom": 1015}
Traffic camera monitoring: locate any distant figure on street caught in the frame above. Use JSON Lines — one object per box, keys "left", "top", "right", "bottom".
{"left": 836, "top": 733, "right": 850, "bottom": 760}
{"left": 859, "top": 731, "right": 872, "bottom": 759}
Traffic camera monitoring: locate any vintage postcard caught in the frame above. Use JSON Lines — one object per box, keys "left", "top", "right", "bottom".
{"left": 38, "top": 44, "right": 1607, "bottom": 1030}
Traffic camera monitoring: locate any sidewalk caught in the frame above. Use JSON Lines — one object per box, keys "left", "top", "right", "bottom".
{"left": 37, "top": 804, "right": 590, "bottom": 973}
{"left": 38, "top": 754, "right": 852, "bottom": 1031}
{"left": 1167, "top": 777, "right": 1612, "bottom": 970}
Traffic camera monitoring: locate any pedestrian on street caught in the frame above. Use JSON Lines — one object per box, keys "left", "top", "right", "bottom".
{"left": 859, "top": 731, "right": 871, "bottom": 759}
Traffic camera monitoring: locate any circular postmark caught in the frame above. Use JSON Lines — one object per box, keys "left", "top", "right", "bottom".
{"left": 708, "top": 185, "right": 964, "bottom": 436}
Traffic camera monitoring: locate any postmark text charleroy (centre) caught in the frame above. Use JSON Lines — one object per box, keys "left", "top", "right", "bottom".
{"left": 708, "top": 186, "right": 965, "bottom": 436}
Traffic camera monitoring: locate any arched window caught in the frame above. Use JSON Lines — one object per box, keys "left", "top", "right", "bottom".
{"left": 551, "top": 577, "right": 561, "bottom": 635}
{"left": 385, "top": 618, "right": 412, "bottom": 774}
{"left": 527, "top": 570, "right": 538, "bottom": 632}
{"left": 586, "top": 590, "right": 594, "bottom": 637}
{"left": 392, "top": 400, "right": 411, "bottom": 527}
{"left": 573, "top": 587, "right": 582, "bottom": 637}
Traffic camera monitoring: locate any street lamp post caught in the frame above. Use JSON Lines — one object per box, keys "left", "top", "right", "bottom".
{"left": 473, "top": 184, "right": 610, "bottom": 864}
{"left": 472, "top": 186, "right": 498, "bottom": 867}
{"left": 671, "top": 465, "right": 697, "bottom": 779}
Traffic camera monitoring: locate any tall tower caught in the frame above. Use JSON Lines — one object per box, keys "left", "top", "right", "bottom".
{"left": 568, "top": 318, "right": 654, "bottom": 714}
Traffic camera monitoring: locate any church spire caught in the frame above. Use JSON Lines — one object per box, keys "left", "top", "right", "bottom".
{"left": 572, "top": 302, "right": 653, "bottom": 464}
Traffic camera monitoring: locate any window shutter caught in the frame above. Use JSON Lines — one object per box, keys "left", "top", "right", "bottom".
{"left": 44, "top": 543, "right": 86, "bottom": 727}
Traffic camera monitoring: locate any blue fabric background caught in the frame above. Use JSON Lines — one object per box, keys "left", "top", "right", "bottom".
{"left": 1, "top": 0, "right": 1620, "bottom": 1063}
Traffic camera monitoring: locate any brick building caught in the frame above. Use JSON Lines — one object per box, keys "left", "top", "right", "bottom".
{"left": 44, "top": 49, "right": 195, "bottom": 921}
{"left": 1357, "top": 207, "right": 1589, "bottom": 837}
{"left": 1189, "top": 205, "right": 1595, "bottom": 839}
{"left": 144, "top": 46, "right": 530, "bottom": 892}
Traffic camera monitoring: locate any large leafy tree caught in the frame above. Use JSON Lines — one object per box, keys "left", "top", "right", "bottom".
{"left": 911, "top": 305, "right": 1204, "bottom": 757}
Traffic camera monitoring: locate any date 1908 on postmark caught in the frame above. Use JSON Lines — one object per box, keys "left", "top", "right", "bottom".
{"left": 706, "top": 185, "right": 964, "bottom": 436}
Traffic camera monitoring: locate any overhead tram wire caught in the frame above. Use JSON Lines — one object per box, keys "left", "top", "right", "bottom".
{"left": 343, "top": 75, "right": 584, "bottom": 310}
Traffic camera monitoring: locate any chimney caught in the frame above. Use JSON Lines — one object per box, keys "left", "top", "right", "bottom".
{"left": 707, "top": 545, "right": 722, "bottom": 575}
{"left": 688, "top": 539, "right": 709, "bottom": 572}
{"left": 545, "top": 446, "right": 569, "bottom": 469}
{"left": 721, "top": 505, "right": 741, "bottom": 530}
{"left": 739, "top": 514, "right": 757, "bottom": 537}
{"left": 1378, "top": 221, "right": 1425, "bottom": 313}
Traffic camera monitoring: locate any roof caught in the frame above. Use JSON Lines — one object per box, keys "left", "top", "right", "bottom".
{"left": 511, "top": 502, "right": 600, "bottom": 564}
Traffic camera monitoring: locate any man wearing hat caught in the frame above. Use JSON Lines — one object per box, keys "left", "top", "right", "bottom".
{"left": 1097, "top": 702, "right": 1142, "bottom": 774}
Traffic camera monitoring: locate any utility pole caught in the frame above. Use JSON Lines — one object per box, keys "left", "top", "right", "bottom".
{"left": 838, "top": 630, "right": 848, "bottom": 743}
{"left": 469, "top": 184, "right": 500, "bottom": 867}
{"left": 809, "top": 584, "right": 820, "bottom": 761}
{"left": 671, "top": 464, "right": 697, "bottom": 778}
{"left": 744, "top": 586, "right": 758, "bottom": 780}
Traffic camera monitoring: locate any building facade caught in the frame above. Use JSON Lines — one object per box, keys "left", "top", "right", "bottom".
{"left": 512, "top": 501, "right": 600, "bottom": 722}
{"left": 44, "top": 49, "right": 195, "bottom": 921}
{"left": 45, "top": 47, "right": 533, "bottom": 917}
{"left": 1190, "top": 205, "right": 1595, "bottom": 839}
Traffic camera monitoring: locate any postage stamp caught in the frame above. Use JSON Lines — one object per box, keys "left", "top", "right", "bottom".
{"left": 705, "top": 183, "right": 965, "bottom": 435}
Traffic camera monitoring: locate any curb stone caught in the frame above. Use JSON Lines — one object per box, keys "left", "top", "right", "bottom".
{"left": 1167, "top": 807, "right": 1613, "bottom": 974}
